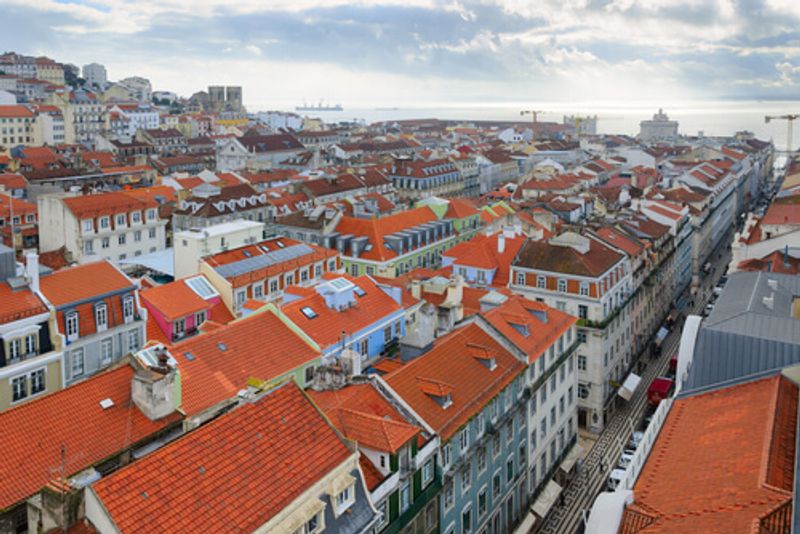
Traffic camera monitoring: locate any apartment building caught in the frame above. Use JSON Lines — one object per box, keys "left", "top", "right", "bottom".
{"left": 199, "top": 236, "right": 340, "bottom": 314}
{"left": 38, "top": 260, "right": 146, "bottom": 387}
{"left": 0, "top": 249, "right": 62, "bottom": 411}
{"left": 0, "top": 104, "right": 37, "bottom": 147}
{"left": 172, "top": 220, "right": 266, "bottom": 279}
{"left": 172, "top": 183, "right": 270, "bottom": 231}
{"left": 49, "top": 89, "right": 106, "bottom": 145}
{"left": 389, "top": 158, "right": 463, "bottom": 202}
{"left": 38, "top": 191, "right": 167, "bottom": 264}
{"left": 510, "top": 232, "right": 632, "bottom": 432}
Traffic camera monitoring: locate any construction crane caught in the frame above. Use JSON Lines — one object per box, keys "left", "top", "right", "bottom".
{"left": 765, "top": 114, "right": 799, "bottom": 154}
{"left": 520, "top": 110, "right": 544, "bottom": 140}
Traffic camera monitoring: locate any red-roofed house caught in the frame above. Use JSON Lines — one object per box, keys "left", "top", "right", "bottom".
{"left": 38, "top": 260, "right": 146, "bottom": 387}
{"left": 38, "top": 191, "right": 168, "bottom": 265}
{"left": 442, "top": 229, "right": 526, "bottom": 288}
{"left": 86, "top": 380, "right": 378, "bottom": 534}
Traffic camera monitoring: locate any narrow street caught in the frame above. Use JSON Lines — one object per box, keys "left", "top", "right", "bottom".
{"left": 538, "top": 229, "right": 735, "bottom": 534}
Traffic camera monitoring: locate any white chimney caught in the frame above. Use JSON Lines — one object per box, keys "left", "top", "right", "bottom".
{"left": 25, "top": 252, "right": 39, "bottom": 293}
{"left": 498, "top": 233, "right": 506, "bottom": 254}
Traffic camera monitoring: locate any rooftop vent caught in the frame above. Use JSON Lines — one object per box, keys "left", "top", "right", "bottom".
{"left": 99, "top": 398, "right": 115, "bottom": 410}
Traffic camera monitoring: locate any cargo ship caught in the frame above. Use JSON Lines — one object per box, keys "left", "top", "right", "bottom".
{"left": 295, "top": 100, "right": 343, "bottom": 112}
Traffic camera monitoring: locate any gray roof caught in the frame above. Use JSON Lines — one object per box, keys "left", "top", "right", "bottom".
{"left": 683, "top": 271, "right": 800, "bottom": 394}
{"left": 213, "top": 243, "right": 314, "bottom": 279}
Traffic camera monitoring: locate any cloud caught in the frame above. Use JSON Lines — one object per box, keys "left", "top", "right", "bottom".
{"left": 1, "top": 0, "right": 800, "bottom": 106}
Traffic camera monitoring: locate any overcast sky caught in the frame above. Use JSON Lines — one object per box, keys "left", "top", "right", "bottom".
{"left": 3, "top": 0, "right": 800, "bottom": 109}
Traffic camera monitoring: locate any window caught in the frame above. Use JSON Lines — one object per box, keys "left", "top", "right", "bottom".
{"left": 536, "top": 275, "right": 546, "bottom": 289}
{"left": 578, "top": 304, "right": 588, "bottom": 320}
{"left": 134, "top": 230, "right": 142, "bottom": 242}
{"left": 506, "top": 456, "right": 515, "bottom": 482}
{"left": 100, "top": 216, "right": 109, "bottom": 229}
{"left": 400, "top": 482, "right": 411, "bottom": 512}
{"left": 478, "top": 488, "right": 488, "bottom": 518}
{"left": 84, "top": 239, "right": 94, "bottom": 254}
{"left": 132, "top": 211, "right": 141, "bottom": 223}
{"left": 444, "top": 479, "right": 455, "bottom": 510}
{"left": 578, "top": 330, "right": 587, "bottom": 343}
{"left": 530, "top": 394, "right": 537, "bottom": 415}
{"left": 30, "top": 369, "right": 45, "bottom": 395}
{"left": 384, "top": 325, "right": 392, "bottom": 343}
{"left": 118, "top": 233, "right": 126, "bottom": 245}
{"left": 568, "top": 386, "right": 574, "bottom": 405}
{"left": 461, "top": 462, "right": 472, "bottom": 494}
{"left": 540, "top": 418, "right": 547, "bottom": 439}
{"left": 459, "top": 427, "right": 469, "bottom": 452}
{"left": 516, "top": 271, "right": 525, "bottom": 285}
{"left": 559, "top": 395, "right": 565, "bottom": 416}
{"left": 477, "top": 446, "right": 487, "bottom": 473}
{"left": 147, "top": 209, "right": 156, "bottom": 221}
{"left": 578, "top": 355, "right": 587, "bottom": 371}
{"left": 71, "top": 349, "right": 85, "bottom": 378}
{"left": 303, "top": 512, "right": 320, "bottom": 534}
{"left": 580, "top": 282, "right": 589, "bottom": 296}
{"left": 66, "top": 312, "right": 79, "bottom": 339}
{"left": 101, "top": 236, "right": 110, "bottom": 249}
{"left": 123, "top": 296, "right": 135, "bottom": 322}
{"left": 376, "top": 501, "right": 388, "bottom": 529}
{"left": 24, "top": 334, "right": 36, "bottom": 356}
{"left": 95, "top": 304, "right": 108, "bottom": 331}
{"left": 550, "top": 406, "right": 556, "bottom": 426}
{"left": 568, "top": 354, "right": 574, "bottom": 373}
{"left": 578, "top": 383, "right": 589, "bottom": 399}
{"left": 101, "top": 338, "right": 113, "bottom": 366}
{"left": 128, "top": 329, "right": 139, "bottom": 352}
{"left": 558, "top": 279, "right": 567, "bottom": 292}
{"left": 530, "top": 429, "right": 537, "bottom": 452}
{"left": 336, "top": 484, "right": 354, "bottom": 512}
{"left": 269, "top": 278, "right": 279, "bottom": 293}
{"left": 422, "top": 459, "right": 434, "bottom": 487}
{"left": 461, "top": 506, "right": 472, "bottom": 534}
{"left": 174, "top": 318, "right": 186, "bottom": 338}
{"left": 83, "top": 219, "right": 93, "bottom": 232}
{"left": 8, "top": 338, "right": 21, "bottom": 361}
{"left": 11, "top": 376, "right": 26, "bottom": 402}
{"left": 359, "top": 338, "right": 368, "bottom": 356}
{"left": 116, "top": 214, "right": 126, "bottom": 226}
{"left": 492, "top": 432, "right": 501, "bottom": 458}
{"left": 304, "top": 365, "right": 315, "bottom": 385}
{"left": 492, "top": 471, "right": 501, "bottom": 498}
{"left": 285, "top": 273, "right": 295, "bottom": 286}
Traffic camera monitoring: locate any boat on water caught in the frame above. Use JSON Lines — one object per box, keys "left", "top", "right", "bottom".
{"left": 296, "top": 100, "right": 343, "bottom": 112}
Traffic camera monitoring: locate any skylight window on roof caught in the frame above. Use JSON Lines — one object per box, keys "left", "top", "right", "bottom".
{"left": 301, "top": 306, "right": 318, "bottom": 319}
{"left": 276, "top": 240, "right": 285, "bottom": 248}
{"left": 353, "top": 286, "right": 366, "bottom": 297}
{"left": 243, "top": 250, "right": 252, "bottom": 258}
{"left": 184, "top": 352, "right": 195, "bottom": 361}
{"left": 184, "top": 276, "right": 219, "bottom": 300}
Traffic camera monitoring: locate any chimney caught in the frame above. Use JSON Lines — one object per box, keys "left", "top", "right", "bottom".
{"left": 25, "top": 252, "right": 39, "bottom": 293}
{"left": 410, "top": 280, "right": 422, "bottom": 300}
{"left": 497, "top": 233, "right": 506, "bottom": 254}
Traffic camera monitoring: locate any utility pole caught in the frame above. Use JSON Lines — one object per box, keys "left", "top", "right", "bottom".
{"left": 520, "top": 110, "right": 544, "bottom": 140}
{"left": 765, "top": 114, "right": 799, "bottom": 153}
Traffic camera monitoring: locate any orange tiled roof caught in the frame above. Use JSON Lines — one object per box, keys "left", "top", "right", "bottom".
{"left": 140, "top": 278, "right": 212, "bottom": 321}
{"left": 444, "top": 232, "right": 525, "bottom": 286}
{"left": 39, "top": 260, "right": 133, "bottom": 307}
{"left": 385, "top": 321, "right": 525, "bottom": 440}
{"left": 333, "top": 206, "right": 439, "bottom": 261}
{"left": 444, "top": 198, "right": 479, "bottom": 219}
{"left": 482, "top": 296, "right": 575, "bottom": 364}
{"left": 619, "top": 375, "right": 796, "bottom": 534}
{"left": 91, "top": 381, "right": 351, "bottom": 534}
{"left": 172, "top": 309, "right": 319, "bottom": 416}
{"left": 0, "top": 105, "right": 34, "bottom": 118}
{"left": 281, "top": 275, "right": 402, "bottom": 349}
{"left": 0, "top": 283, "right": 48, "bottom": 323}
{"left": 0, "top": 365, "right": 181, "bottom": 511}
{"left": 309, "top": 382, "right": 422, "bottom": 453}
{"left": 62, "top": 191, "right": 158, "bottom": 220}
{"left": 595, "top": 227, "right": 645, "bottom": 257}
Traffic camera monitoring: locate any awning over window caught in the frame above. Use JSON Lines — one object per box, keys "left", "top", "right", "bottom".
{"left": 513, "top": 512, "right": 537, "bottom": 534}
{"left": 532, "top": 479, "right": 563, "bottom": 518}
{"left": 559, "top": 444, "right": 584, "bottom": 474}
{"left": 617, "top": 372, "right": 642, "bottom": 401}
{"left": 585, "top": 490, "right": 633, "bottom": 534}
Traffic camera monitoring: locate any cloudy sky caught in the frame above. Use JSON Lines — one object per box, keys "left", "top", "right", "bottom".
{"left": 3, "top": 0, "right": 800, "bottom": 109}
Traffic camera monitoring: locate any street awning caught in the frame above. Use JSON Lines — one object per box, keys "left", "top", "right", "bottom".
{"left": 617, "top": 372, "right": 641, "bottom": 401}
{"left": 656, "top": 326, "right": 669, "bottom": 343}
{"left": 532, "top": 480, "right": 563, "bottom": 518}
{"left": 118, "top": 248, "right": 174, "bottom": 276}
{"left": 513, "top": 512, "right": 536, "bottom": 534}
{"left": 585, "top": 490, "right": 633, "bottom": 534}
{"left": 559, "top": 444, "right": 584, "bottom": 474}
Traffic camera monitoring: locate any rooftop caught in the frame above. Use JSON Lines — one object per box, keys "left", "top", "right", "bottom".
{"left": 91, "top": 381, "right": 352, "bottom": 534}
{"left": 39, "top": 260, "right": 134, "bottom": 307}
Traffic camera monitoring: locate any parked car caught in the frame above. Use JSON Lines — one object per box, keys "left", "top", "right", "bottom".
{"left": 628, "top": 431, "right": 645, "bottom": 450}
{"left": 617, "top": 451, "right": 635, "bottom": 469}
{"left": 607, "top": 468, "right": 626, "bottom": 491}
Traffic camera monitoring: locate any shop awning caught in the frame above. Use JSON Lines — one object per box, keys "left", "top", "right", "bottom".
{"left": 617, "top": 372, "right": 641, "bottom": 401}
{"left": 585, "top": 490, "right": 633, "bottom": 534}
{"left": 532, "top": 480, "right": 563, "bottom": 518}
{"left": 513, "top": 512, "right": 536, "bottom": 534}
{"left": 559, "top": 444, "right": 584, "bottom": 474}
{"left": 655, "top": 326, "right": 669, "bottom": 343}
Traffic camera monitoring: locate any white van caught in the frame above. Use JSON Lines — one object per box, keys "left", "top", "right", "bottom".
{"left": 607, "top": 468, "right": 626, "bottom": 491}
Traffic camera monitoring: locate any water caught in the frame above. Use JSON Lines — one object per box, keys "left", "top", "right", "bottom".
{"left": 260, "top": 99, "right": 800, "bottom": 151}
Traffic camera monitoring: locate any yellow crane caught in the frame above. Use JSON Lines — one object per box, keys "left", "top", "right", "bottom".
{"left": 520, "top": 109, "right": 544, "bottom": 140}
{"left": 765, "top": 114, "right": 800, "bottom": 153}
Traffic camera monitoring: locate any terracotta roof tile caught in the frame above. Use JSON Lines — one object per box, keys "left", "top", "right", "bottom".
{"left": 514, "top": 235, "right": 623, "bottom": 278}
{"left": 0, "top": 365, "right": 181, "bottom": 510}
{"left": 91, "top": 381, "right": 351, "bottom": 534}
{"left": 333, "top": 207, "right": 440, "bottom": 261}
{"left": 39, "top": 260, "right": 133, "bottom": 307}
{"left": 0, "top": 283, "right": 48, "bottom": 323}
{"left": 140, "top": 277, "right": 212, "bottom": 321}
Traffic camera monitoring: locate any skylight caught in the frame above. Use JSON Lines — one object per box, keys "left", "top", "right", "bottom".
{"left": 184, "top": 276, "right": 219, "bottom": 300}
{"left": 301, "top": 306, "right": 318, "bottom": 319}
{"left": 353, "top": 286, "right": 366, "bottom": 297}
{"left": 276, "top": 240, "right": 285, "bottom": 248}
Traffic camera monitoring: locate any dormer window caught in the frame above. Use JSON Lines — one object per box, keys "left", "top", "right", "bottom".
{"left": 116, "top": 214, "right": 126, "bottom": 227}
{"left": 147, "top": 209, "right": 156, "bottom": 220}
{"left": 132, "top": 211, "right": 141, "bottom": 223}
{"left": 558, "top": 279, "right": 567, "bottom": 292}
{"left": 100, "top": 216, "right": 110, "bottom": 229}
{"left": 335, "top": 484, "right": 355, "bottom": 514}
{"left": 95, "top": 303, "right": 108, "bottom": 332}
{"left": 580, "top": 282, "right": 590, "bottom": 296}
{"left": 122, "top": 296, "right": 135, "bottom": 323}
{"left": 65, "top": 312, "right": 79, "bottom": 341}
{"left": 83, "top": 219, "right": 94, "bottom": 233}
{"left": 537, "top": 275, "right": 546, "bottom": 289}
